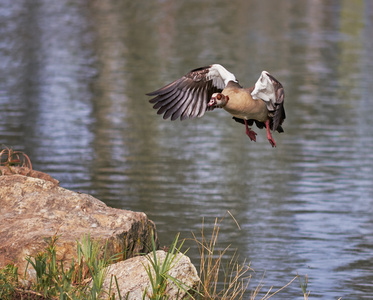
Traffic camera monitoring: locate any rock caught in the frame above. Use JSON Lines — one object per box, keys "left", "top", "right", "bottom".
{"left": 0, "top": 166, "right": 59, "bottom": 185}
{"left": 0, "top": 173, "right": 158, "bottom": 280}
{"left": 101, "top": 250, "right": 200, "bottom": 299}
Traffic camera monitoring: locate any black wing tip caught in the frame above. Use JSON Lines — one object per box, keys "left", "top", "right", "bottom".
{"left": 277, "top": 125, "right": 284, "bottom": 133}
{"left": 266, "top": 72, "right": 280, "bottom": 82}
{"left": 148, "top": 95, "right": 159, "bottom": 103}
{"left": 189, "top": 65, "right": 212, "bottom": 73}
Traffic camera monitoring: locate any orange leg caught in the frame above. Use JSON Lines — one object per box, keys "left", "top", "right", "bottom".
{"left": 265, "top": 120, "right": 276, "bottom": 147}
{"left": 244, "top": 120, "right": 257, "bottom": 142}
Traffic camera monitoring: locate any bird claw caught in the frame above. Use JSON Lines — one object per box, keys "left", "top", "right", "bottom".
{"left": 246, "top": 128, "right": 257, "bottom": 142}
{"left": 268, "top": 137, "right": 276, "bottom": 147}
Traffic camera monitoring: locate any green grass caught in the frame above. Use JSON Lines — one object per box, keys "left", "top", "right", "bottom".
{"left": 0, "top": 232, "right": 121, "bottom": 300}
{"left": 0, "top": 264, "right": 19, "bottom": 299}
{"left": 142, "top": 231, "right": 198, "bottom": 299}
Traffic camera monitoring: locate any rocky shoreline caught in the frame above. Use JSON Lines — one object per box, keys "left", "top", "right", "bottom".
{"left": 0, "top": 167, "right": 199, "bottom": 299}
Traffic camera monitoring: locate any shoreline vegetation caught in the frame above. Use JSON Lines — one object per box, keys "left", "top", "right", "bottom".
{"left": 0, "top": 146, "right": 315, "bottom": 299}
{"left": 0, "top": 218, "right": 310, "bottom": 300}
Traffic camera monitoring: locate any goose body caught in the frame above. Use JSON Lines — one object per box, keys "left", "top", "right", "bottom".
{"left": 218, "top": 81, "right": 268, "bottom": 121}
{"left": 147, "top": 64, "right": 285, "bottom": 147}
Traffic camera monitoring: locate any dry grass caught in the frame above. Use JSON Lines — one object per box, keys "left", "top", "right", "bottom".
{"left": 191, "top": 216, "right": 250, "bottom": 299}
{"left": 190, "top": 212, "right": 305, "bottom": 300}
{"left": 0, "top": 145, "right": 32, "bottom": 170}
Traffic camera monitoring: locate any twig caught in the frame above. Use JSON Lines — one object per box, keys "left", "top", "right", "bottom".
{"left": 262, "top": 275, "right": 298, "bottom": 299}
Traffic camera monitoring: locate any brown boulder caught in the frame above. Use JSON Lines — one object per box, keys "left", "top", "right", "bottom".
{"left": 101, "top": 250, "right": 199, "bottom": 299}
{"left": 0, "top": 173, "right": 158, "bottom": 279}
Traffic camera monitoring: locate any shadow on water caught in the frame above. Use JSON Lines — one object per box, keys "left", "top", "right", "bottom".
{"left": 1, "top": 0, "right": 373, "bottom": 298}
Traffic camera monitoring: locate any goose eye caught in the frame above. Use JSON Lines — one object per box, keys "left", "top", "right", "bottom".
{"left": 217, "top": 94, "right": 222, "bottom": 100}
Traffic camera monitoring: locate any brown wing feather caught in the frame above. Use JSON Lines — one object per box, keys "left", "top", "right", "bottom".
{"left": 147, "top": 66, "right": 222, "bottom": 120}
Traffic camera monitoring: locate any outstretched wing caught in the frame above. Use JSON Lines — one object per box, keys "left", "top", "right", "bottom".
{"left": 251, "top": 71, "right": 286, "bottom": 131}
{"left": 147, "top": 64, "right": 237, "bottom": 121}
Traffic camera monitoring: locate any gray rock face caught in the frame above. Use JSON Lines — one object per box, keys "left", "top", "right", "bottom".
{"left": 0, "top": 173, "right": 158, "bottom": 279}
{"left": 101, "top": 250, "right": 199, "bottom": 299}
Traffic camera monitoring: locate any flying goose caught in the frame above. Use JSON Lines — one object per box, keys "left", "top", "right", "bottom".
{"left": 147, "top": 64, "right": 285, "bottom": 147}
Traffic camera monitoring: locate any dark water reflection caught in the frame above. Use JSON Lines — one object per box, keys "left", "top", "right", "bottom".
{"left": 1, "top": 0, "right": 373, "bottom": 298}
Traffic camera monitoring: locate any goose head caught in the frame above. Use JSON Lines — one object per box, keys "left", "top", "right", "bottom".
{"left": 208, "top": 93, "right": 229, "bottom": 108}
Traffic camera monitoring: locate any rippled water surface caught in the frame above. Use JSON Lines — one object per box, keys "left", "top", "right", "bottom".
{"left": 1, "top": 1, "right": 373, "bottom": 298}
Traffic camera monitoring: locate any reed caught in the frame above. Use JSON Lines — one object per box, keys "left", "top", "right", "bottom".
{"left": 191, "top": 216, "right": 252, "bottom": 299}
{"left": 298, "top": 273, "right": 310, "bottom": 300}
{"left": 191, "top": 213, "right": 305, "bottom": 300}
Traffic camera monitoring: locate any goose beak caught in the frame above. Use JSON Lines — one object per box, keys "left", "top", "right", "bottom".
{"left": 208, "top": 97, "right": 218, "bottom": 107}
{"left": 208, "top": 93, "right": 229, "bottom": 108}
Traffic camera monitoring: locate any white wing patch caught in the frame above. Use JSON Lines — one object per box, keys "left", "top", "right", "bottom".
{"left": 251, "top": 71, "right": 276, "bottom": 110}
{"left": 207, "top": 64, "right": 237, "bottom": 88}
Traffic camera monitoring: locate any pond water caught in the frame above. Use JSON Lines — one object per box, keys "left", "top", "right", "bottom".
{"left": 1, "top": 0, "right": 373, "bottom": 298}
